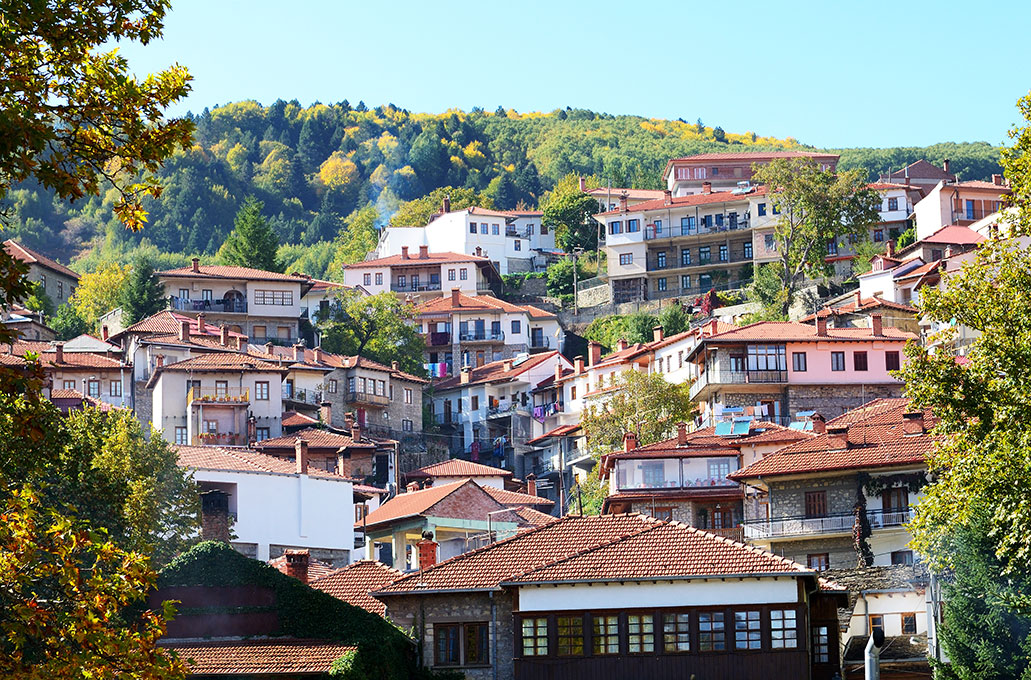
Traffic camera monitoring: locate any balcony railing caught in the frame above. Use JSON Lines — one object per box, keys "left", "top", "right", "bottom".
{"left": 644, "top": 218, "right": 751, "bottom": 240}
{"left": 252, "top": 336, "right": 299, "bottom": 347}
{"left": 506, "top": 226, "right": 532, "bottom": 238}
{"left": 192, "top": 432, "right": 249, "bottom": 446}
{"left": 283, "top": 387, "right": 323, "bottom": 405}
{"left": 346, "top": 391, "right": 390, "bottom": 407}
{"left": 391, "top": 282, "right": 442, "bottom": 293}
{"left": 168, "top": 296, "right": 248, "bottom": 314}
{"left": 742, "top": 508, "right": 915, "bottom": 541}
{"left": 426, "top": 331, "right": 452, "bottom": 347}
{"left": 689, "top": 369, "right": 788, "bottom": 399}
{"left": 486, "top": 403, "right": 517, "bottom": 419}
{"left": 459, "top": 330, "right": 505, "bottom": 343}
{"left": 529, "top": 335, "right": 550, "bottom": 349}
{"left": 187, "top": 387, "right": 250, "bottom": 406}
{"left": 618, "top": 477, "right": 738, "bottom": 492}
{"left": 647, "top": 252, "right": 752, "bottom": 272}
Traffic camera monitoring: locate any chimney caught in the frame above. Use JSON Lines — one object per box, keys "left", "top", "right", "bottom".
{"left": 179, "top": 320, "right": 190, "bottom": 342}
{"left": 619, "top": 192, "right": 628, "bottom": 213}
{"left": 419, "top": 245, "right": 429, "bottom": 259}
{"left": 313, "top": 347, "right": 323, "bottom": 364}
{"left": 826, "top": 424, "right": 849, "bottom": 450}
{"left": 460, "top": 366, "right": 471, "bottom": 384}
{"left": 886, "top": 240, "right": 895, "bottom": 258}
{"left": 503, "top": 359, "right": 513, "bottom": 372}
{"left": 474, "top": 246, "right": 482, "bottom": 257}
{"left": 653, "top": 325, "right": 664, "bottom": 343}
{"left": 677, "top": 422, "right": 687, "bottom": 446}
{"left": 942, "top": 159, "right": 950, "bottom": 174}
{"left": 236, "top": 334, "right": 248, "bottom": 351}
{"left": 442, "top": 194, "right": 451, "bottom": 213}
{"left": 344, "top": 412, "right": 355, "bottom": 432}
{"left": 220, "top": 325, "right": 230, "bottom": 347}
{"left": 526, "top": 474, "right": 538, "bottom": 498}
{"left": 578, "top": 176, "right": 587, "bottom": 192}
{"left": 406, "top": 481, "right": 420, "bottom": 493}
{"left": 191, "top": 257, "right": 200, "bottom": 273}
{"left": 588, "top": 341, "right": 602, "bottom": 366}
{"left": 265, "top": 342, "right": 274, "bottom": 356}
{"left": 623, "top": 431, "right": 638, "bottom": 452}
{"left": 854, "top": 290, "right": 862, "bottom": 308}
{"left": 555, "top": 361, "right": 563, "bottom": 382}
{"left": 155, "top": 354, "right": 164, "bottom": 368}
{"left": 54, "top": 342, "right": 64, "bottom": 364}
{"left": 993, "top": 173, "right": 1004, "bottom": 186}
{"left": 401, "top": 246, "right": 409, "bottom": 260}
{"left": 574, "top": 356, "right": 584, "bottom": 374}
{"left": 101, "top": 325, "right": 109, "bottom": 342}
{"left": 810, "top": 413, "right": 826, "bottom": 434}
{"left": 293, "top": 343, "right": 304, "bottom": 362}
{"left": 902, "top": 410, "right": 925, "bottom": 435}
{"left": 816, "top": 316, "right": 827, "bottom": 336}
{"left": 452, "top": 288, "right": 461, "bottom": 307}
{"left": 197, "top": 312, "right": 205, "bottom": 331}
{"left": 199, "top": 490, "right": 231, "bottom": 543}
{"left": 320, "top": 401, "right": 332, "bottom": 428}
{"left": 283, "top": 549, "right": 310, "bottom": 584}
{"left": 707, "top": 319, "right": 719, "bottom": 336}
{"left": 295, "top": 438, "right": 309, "bottom": 475}
{"left": 944, "top": 245, "right": 955, "bottom": 259}
{"left": 352, "top": 419, "right": 362, "bottom": 442}
{"left": 871, "top": 313, "right": 883, "bottom": 337}
{"left": 702, "top": 181, "right": 712, "bottom": 194}
{"left": 617, "top": 338, "right": 628, "bottom": 351}
{"left": 663, "top": 189, "right": 672, "bottom": 206}
{"left": 417, "top": 530, "right": 438, "bottom": 569}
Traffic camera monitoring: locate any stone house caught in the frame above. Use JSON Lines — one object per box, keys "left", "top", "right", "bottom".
{"left": 3, "top": 337, "right": 131, "bottom": 409}
{"left": 374, "top": 513, "right": 847, "bottom": 680}
{"left": 4, "top": 238, "right": 79, "bottom": 306}
{"left": 731, "top": 398, "right": 936, "bottom": 572}
{"left": 801, "top": 291, "right": 920, "bottom": 337}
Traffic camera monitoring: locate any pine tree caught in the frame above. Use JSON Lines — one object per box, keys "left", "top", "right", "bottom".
{"left": 219, "top": 197, "right": 281, "bottom": 272}
{"left": 120, "top": 258, "right": 166, "bottom": 325}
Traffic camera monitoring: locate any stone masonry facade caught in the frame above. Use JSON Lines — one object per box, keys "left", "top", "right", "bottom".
{"left": 774, "top": 536, "right": 857, "bottom": 571}
{"left": 767, "top": 475, "right": 858, "bottom": 518}
{"left": 786, "top": 383, "right": 901, "bottom": 421}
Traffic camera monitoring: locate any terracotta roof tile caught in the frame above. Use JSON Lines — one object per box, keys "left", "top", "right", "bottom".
{"left": 408, "top": 459, "right": 513, "bottom": 479}
{"left": 604, "top": 422, "right": 810, "bottom": 466}
{"left": 268, "top": 553, "right": 337, "bottom": 580}
{"left": 49, "top": 388, "right": 117, "bottom": 412}
{"left": 4, "top": 239, "right": 79, "bottom": 280}
{"left": 703, "top": 320, "right": 915, "bottom": 343}
{"left": 309, "top": 561, "right": 403, "bottom": 616}
{"left": 585, "top": 187, "right": 665, "bottom": 200}
{"left": 801, "top": 296, "right": 919, "bottom": 321}
{"left": 163, "top": 639, "right": 356, "bottom": 675}
{"left": 359, "top": 479, "right": 514, "bottom": 531}
{"left": 115, "top": 310, "right": 247, "bottom": 340}
{"left": 526, "top": 423, "right": 581, "bottom": 445}
{"left": 881, "top": 160, "right": 955, "bottom": 182}
{"left": 512, "top": 506, "right": 557, "bottom": 527}
{"left": 434, "top": 351, "right": 563, "bottom": 390}
{"left": 282, "top": 411, "right": 319, "bottom": 428}
{"left": 254, "top": 427, "right": 375, "bottom": 451}
{"left": 596, "top": 187, "right": 766, "bottom": 217}
{"left": 175, "top": 445, "right": 352, "bottom": 481}
{"left": 917, "top": 225, "right": 986, "bottom": 246}
{"left": 2, "top": 345, "right": 128, "bottom": 370}
{"left": 249, "top": 346, "right": 428, "bottom": 383}
{"left": 343, "top": 251, "right": 490, "bottom": 269}
{"left": 953, "top": 180, "right": 1011, "bottom": 192}
{"left": 483, "top": 486, "right": 554, "bottom": 507}
{"left": 156, "top": 264, "right": 309, "bottom": 282}
{"left": 416, "top": 292, "right": 555, "bottom": 319}
{"left": 158, "top": 352, "right": 287, "bottom": 373}
{"left": 669, "top": 151, "right": 838, "bottom": 162}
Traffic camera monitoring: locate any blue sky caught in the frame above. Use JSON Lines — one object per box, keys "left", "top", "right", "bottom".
{"left": 117, "top": 0, "right": 1030, "bottom": 148}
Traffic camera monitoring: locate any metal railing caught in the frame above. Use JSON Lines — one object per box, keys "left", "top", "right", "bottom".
{"left": 647, "top": 252, "right": 751, "bottom": 272}
{"left": 192, "top": 432, "right": 249, "bottom": 446}
{"left": 486, "top": 403, "right": 517, "bottom": 419}
{"left": 187, "top": 386, "right": 249, "bottom": 406}
{"left": 252, "top": 336, "right": 299, "bottom": 347}
{"left": 283, "top": 387, "right": 323, "bottom": 405}
{"left": 644, "top": 218, "right": 751, "bottom": 240}
{"left": 689, "top": 368, "right": 788, "bottom": 399}
{"left": 426, "top": 331, "right": 452, "bottom": 347}
{"left": 529, "top": 335, "right": 550, "bottom": 349}
{"left": 391, "top": 282, "right": 442, "bottom": 293}
{"left": 346, "top": 391, "right": 390, "bottom": 407}
{"left": 459, "top": 330, "right": 505, "bottom": 342}
{"left": 168, "top": 296, "right": 248, "bottom": 314}
{"left": 742, "top": 508, "right": 915, "bottom": 540}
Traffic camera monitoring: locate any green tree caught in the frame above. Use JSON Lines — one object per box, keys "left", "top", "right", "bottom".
{"left": 850, "top": 237, "right": 884, "bottom": 277}
{"left": 69, "top": 263, "right": 130, "bottom": 333}
{"left": 329, "top": 205, "right": 380, "bottom": 274}
{"left": 23, "top": 281, "right": 55, "bottom": 319}
{"left": 752, "top": 158, "right": 881, "bottom": 317}
{"left": 896, "top": 225, "right": 916, "bottom": 249}
{"left": 320, "top": 290, "right": 426, "bottom": 375}
{"left": 1001, "top": 92, "right": 1031, "bottom": 236}
{"left": 389, "top": 186, "right": 494, "bottom": 228}
{"left": 218, "top": 197, "right": 281, "bottom": 272}
{"left": 545, "top": 257, "right": 587, "bottom": 297}
{"left": 120, "top": 257, "right": 166, "bottom": 325}
{"left": 582, "top": 313, "right": 658, "bottom": 350}
{"left": 540, "top": 173, "right": 602, "bottom": 250}
{"left": 712, "top": 126, "right": 727, "bottom": 143}
{"left": 743, "top": 263, "right": 789, "bottom": 322}
{"left": 50, "top": 303, "right": 88, "bottom": 340}
{"left": 657, "top": 302, "right": 690, "bottom": 336}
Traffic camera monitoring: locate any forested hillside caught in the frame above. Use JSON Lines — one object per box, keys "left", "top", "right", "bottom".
{"left": 2, "top": 100, "right": 1003, "bottom": 272}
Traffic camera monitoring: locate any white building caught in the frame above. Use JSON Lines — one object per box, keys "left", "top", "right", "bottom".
{"left": 341, "top": 248, "right": 500, "bottom": 303}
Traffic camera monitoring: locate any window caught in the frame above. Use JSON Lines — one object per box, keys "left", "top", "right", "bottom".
{"left": 256, "top": 427, "right": 270, "bottom": 442}
{"left": 460, "top": 268, "right": 468, "bottom": 280}
{"left": 902, "top": 613, "right": 918, "bottom": 635}
{"left": 610, "top": 221, "right": 622, "bottom": 235}
{"left": 398, "top": 275, "right": 406, "bottom": 288}
{"left": 656, "top": 277, "right": 667, "bottom": 292}
{"left": 764, "top": 233, "right": 776, "bottom": 251}
{"left": 469, "top": 222, "right": 477, "bottom": 234}
{"left": 699, "top": 246, "right": 711, "bottom": 264}
{"left": 681, "top": 216, "right": 695, "bottom": 234}
{"left": 699, "top": 273, "right": 712, "bottom": 289}
{"left": 215, "top": 380, "right": 228, "bottom": 397}
{"left": 541, "top": 223, "right": 548, "bottom": 235}
{"left": 480, "top": 223, "right": 488, "bottom": 234}
{"left": 510, "top": 320, "right": 521, "bottom": 335}
{"left": 965, "top": 199, "right": 975, "bottom": 220}
{"left": 653, "top": 219, "right": 663, "bottom": 236}
{"left": 514, "top": 240, "right": 522, "bottom": 251}
{"left": 521, "top": 617, "right": 548, "bottom": 656}
{"left": 405, "top": 388, "right": 413, "bottom": 404}
{"left": 612, "top": 252, "right": 631, "bottom": 267}
{"left": 873, "top": 229, "right": 884, "bottom": 242}
{"left": 378, "top": 380, "right": 386, "bottom": 396}
{"left": 471, "top": 395, "right": 479, "bottom": 410}
{"left": 464, "top": 622, "right": 490, "bottom": 666}
{"left": 805, "top": 491, "right": 828, "bottom": 518}
{"left": 328, "top": 379, "right": 338, "bottom": 394}
{"left": 679, "top": 248, "right": 691, "bottom": 266}
{"left": 63, "top": 380, "right": 75, "bottom": 390}
{"left": 57, "top": 280, "right": 63, "bottom": 299}
{"left": 652, "top": 507, "right": 673, "bottom": 521}
{"left": 254, "top": 290, "right": 294, "bottom": 306}
{"left": 715, "top": 213, "right": 724, "bottom": 227}
{"left": 717, "top": 244, "right": 728, "bottom": 262}
{"left": 202, "top": 288, "right": 213, "bottom": 301}
{"left": 808, "top": 553, "right": 830, "bottom": 571}
{"left": 40, "top": 273, "right": 47, "bottom": 290}
{"left": 747, "top": 344, "right": 786, "bottom": 371}
{"left": 363, "top": 273, "right": 372, "bottom": 286}
{"left": 772, "top": 203, "right": 781, "bottom": 215}
{"left": 251, "top": 380, "right": 269, "bottom": 401}
{"left": 570, "top": 386, "right": 577, "bottom": 400}
{"left": 109, "top": 381, "right": 122, "bottom": 397}
{"left": 870, "top": 614, "right": 884, "bottom": 635}
{"left": 592, "top": 615, "right": 619, "bottom": 655}
{"left": 707, "top": 458, "right": 732, "bottom": 481}
{"left": 831, "top": 351, "right": 846, "bottom": 371}
{"left": 656, "top": 251, "right": 667, "bottom": 268}
{"left": 179, "top": 287, "right": 189, "bottom": 300}
{"left": 663, "top": 613, "right": 690, "bottom": 652}
{"left": 771, "top": 609, "right": 798, "bottom": 649}
{"left": 435, "top": 624, "right": 460, "bottom": 666}
{"left": 813, "top": 625, "right": 831, "bottom": 663}
{"left": 174, "top": 427, "right": 187, "bottom": 444}
{"left": 701, "top": 215, "right": 712, "bottom": 229}
{"left": 886, "top": 351, "right": 900, "bottom": 371}
{"left": 892, "top": 549, "right": 915, "bottom": 565}
{"left": 402, "top": 419, "right": 414, "bottom": 432}
{"left": 792, "top": 352, "right": 807, "bottom": 372}
{"left": 743, "top": 242, "right": 753, "bottom": 258}
{"left": 203, "top": 420, "right": 218, "bottom": 434}
{"left": 556, "top": 616, "right": 584, "bottom": 656}
{"left": 827, "top": 240, "right": 838, "bottom": 256}
{"left": 712, "top": 166, "right": 719, "bottom": 176}
{"left": 87, "top": 380, "right": 100, "bottom": 398}
{"left": 758, "top": 202, "right": 767, "bottom": 216}
{"left": 854, "top": 351, "right": 869, "bottom": 371}
{"left": 681, "top": 275, "right": 691, "bottom": 289}
{"left": 628, "top": 614, "right": 654, "bottom": 653}
{"left": 448, "top": 269, "right": 456, "bottom": 281}
{"left": 698, "top": 612, "right": 725, "bottom": 651}
{"left": 429, "top": 273, "right": 440, "bottom": 285}
{"left": 735, "top": 610, "right": 762, "bottom": 649}
{"left": 491, "top": 223, "right": 499, "bottom": 235}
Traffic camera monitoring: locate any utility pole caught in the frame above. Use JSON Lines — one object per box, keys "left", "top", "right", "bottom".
{"left": 572, "top": 246, "right": 584, "bottom": 316}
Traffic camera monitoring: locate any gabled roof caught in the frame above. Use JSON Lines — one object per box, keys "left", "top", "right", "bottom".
{"left": 415, "top": 292, "right": 555, "bottom": 319}
{"left": 915, "top": 225, "right": 986, "bottom": 246}
{"left": 526, "top": 423, "right": 582, "bottom": 445}
{"left": 880, "top": 160, "right": 955, "bottom": 183}
{"left": 376, "top": 514, "right": 814, "bottom": 595}
{"left": 952, "top": 180, "right": 1011, "bottom": 193}
{"left": 699, "top": 320, "right": 915, "bottom": 343}
{"left": 2, "top": 344, "right": 127, "bottom": 370}
{"left": 156, "top": 263, "right": 309, "bottom": 282}
{"left": 604, "top": 421, "right": 811, "bottom": 466}
{"left": 248, "top": 345, "right": 428, "bottom": 384}
{"left": 662, "top": 151, "right": 839, "bottom": 180}
{"left": 283, "top": 411, "right": 319, "bottom": 428}
{"left": 175, "top": 445, "right": 354, "bottom": 482}
{"left": 730, "top": 399, "right": 938, "bottom": 480}
{"left": 434, "top": 350, "right": 564, "bottom": 390}
{"left": 483, "top": 485, "right": 554, "bottom": 507}
{"left": 3, "top": 239, "right": 79, "bottom": 280}
{"left": 585, "top": 187, "right": 665, "bottom": 201}
{"left": 801, "top": 296, "right": 919, "bottom": 322}
{"left": 155, "top": 351, "right": 287, "bottom": 373}
{"left": 49, "top": 388, "right": 118, "bottom": 412}
{"left": 253, "top": 427, "right": 376, "bottom": 451}
{"left": 160, "top": 639, "right": 357, "bottom": 676}
{"left": 358, "top": 479, "right": 513, "bottom": 531}
{"left": 512, "top": 506, "right": 557, "bottom": 527}
{"left": 407, "top": 458, "right": 513, "bottom": 480}
{"left": 112, "top": 310, "right": 247, "bottom": 342}
{"left": 343, "top": 251, "right": 491, "bottom": 269}
{"left": 595, "top": 186, "right": 765, "bottom": 217}
{"left": 309, "top": 561, "right": 403, "bottom": 617}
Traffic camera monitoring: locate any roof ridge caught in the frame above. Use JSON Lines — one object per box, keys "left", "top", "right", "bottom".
{"left": 510, "top": 516, "right": 661, "bottom": 579}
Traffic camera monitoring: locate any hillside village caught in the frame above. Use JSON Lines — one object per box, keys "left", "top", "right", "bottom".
{"left": 1, "top": 147, "right": 1017, "bottom": 679}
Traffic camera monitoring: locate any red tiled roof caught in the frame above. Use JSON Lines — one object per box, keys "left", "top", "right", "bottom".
{"left": 801, "top": 296, "right": 919, "bottom": 321}
{"left": 268, "top": 553, "right": 337, "bottom": 580}
{"left": 307, "top": 278, "right": 348, "bottom": 292}
{"left": 881, "top": 160, "right": 955, "bottom": 182}
{"left": 163, "top": 639, "right": 356, "bottom": 675}
{"left": 114, "top": 310, "right": 247, "bottom": 341}
{"left": 730, "top": 399, "right": 938, "bottom": 480}
{"left": 434, "top": 351, "right": 564, "bottom": 390}
{"left": 156, "top": 264, "right": 309, "bottom": 282}
{"left": 512, "top": 506, "right": 557, "bottom": 527}
{"left": 918, "top": 225, "right": 986, "bottom": 246}
{"left": 310, "top": 561, "right": 403, "bottom": 616}
{"left": 158, "top": 352, "right": 287, "bottom": 373}
{"left": 4, "top": 239, "right": 79, "bottom": 280}
{"left": 283, "top": 411, "right": 319, "bottom": 428}
{"left": 359, "top": 479, "right": 513, "bottom": 531}
{"left": 408, "top": 459, "right": 513, "bottom": 479}
{"left": 596, "top": 187, "right": 766, "bottom": 217}
{"left": 3, "top": 344, "right": 127, "bottom": 370}
{"left": 669, "top": 151, "right": 838, "bottom": 162}
{"left": 377, "top": 514, "right": 812, "bottom": 594}
{"left": 702, "top": 320, "right": 915, "bottom": 343}
{"left": 249, "top": 346, "right": 428, "bottom": 384}
{"left": 894, "top": 261, "right": 941, "bottom": 281}
{"left": 483, "top": 485, "right": 554, "bottom": 507}
{"left": 343, "top": 251, "right": 490, "bottom": 269}
{"left": 866, "top": 182, "right": 918, "bottom": 192}
{"left": 606, "top": 421, "right": 809, "bottom": 462}
{"left": 254, "top": 427, "right": 375, "bottom": 451}
{"left": 49, "top": 388, "right": 117, "bottom": 412}
{"left": 585, "top": 187, "right": 665, "bottom": 200}
{"left": 526, "top": 423, "right": 581, "bottom": 445}
{"left": 953, "top": 180, "right": 1011, "bottom": 192}
{"left": 416, "top": 292, "right": 555, "bottom": 319}
{"left": 175, "top": 445, "right": 352, "bottom": 481}
{"left": 467, "top": 206, "right": 519, "bottom": 218}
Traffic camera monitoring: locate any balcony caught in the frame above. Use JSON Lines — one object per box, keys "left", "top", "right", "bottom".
{"left": 252, "top": 335, "right": 299, "bottom": 347}
{"left": 644, "top": 217, "right": 751, "bottom": 240}
{"left": 192, "top": 432, "right": 249, "bottom": 446}
{"left": 506, "top": 226, "right": 532, "bottom": 238}
{"left": 426, "top": 331, "right": 452, "bottom": 347}
{"left": 689, "top": 368, "right": 788, "bottom": 400}
{"left": 459, "top": 330, "right": 505, "bottom": 343}
{"left": 486, "top": 402, "right": 517, "bottom": 419}
{"left": 187, "top": 386, "right": 249, "bottom": 406}
{"left": 433, "top": 412, "right": 457, "bottom": 426}
{"left": 168, "top": 296, "right": 248, "bottom": 314}
{"left": 528, "top": 335, "right": 550, "bottom": 350}
{"left": 742, "top": 508, "right": 915, "bottom": 541}
{"left": 283, "top": 387, "right": 323, "bottom": 405}
{"left": 391, "top": 282, "right": 442, "bottom": 293}
{"left": 346, "top": 390, "right": 390, "bottom": 407}
{"left": 647, "top": 252, "right": 751, "bottom": 272}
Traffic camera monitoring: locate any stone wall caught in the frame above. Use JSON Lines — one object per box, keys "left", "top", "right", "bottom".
{"left": 720, "top": 389, "right": 786, "bottom": 413}
{"left": 383, "top": 591, "right": 516, "bottom": 680}
{"left": 133, "top": 381, "right": 153, "bottom": 431}
{"left": 387, "top": 379, "right": 424, "bottom": 433}
{"left": 773, "top": 536, "right": 857, "bottom": 571}
{"left": 575, "top": 281, "right": 612, "bottom": 309}
{"left": 268, "top": 543, "right": 350, "bottom": 568}
{"left": 768, "top": 475, "right": 858, "bottom": 518}
{"left": 786, "top": 383, "right": 901, "bottom": 421}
